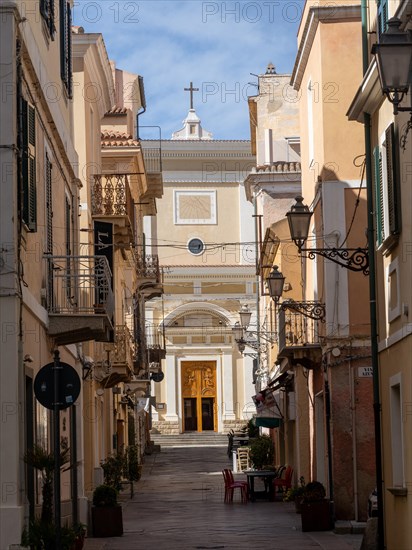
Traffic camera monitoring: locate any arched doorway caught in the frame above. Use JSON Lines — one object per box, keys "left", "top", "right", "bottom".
{"left": 181, "top": 361, "right": 217, "bottom": 432}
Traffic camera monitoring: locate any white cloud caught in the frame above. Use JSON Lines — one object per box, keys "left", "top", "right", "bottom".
{"left": 73, "top": 0, "right": 299, "bottom": 139}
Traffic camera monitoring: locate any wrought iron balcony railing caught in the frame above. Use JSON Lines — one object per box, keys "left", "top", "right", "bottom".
{"left": 141, "top": 139, "right": 162, "bottom": 174}
{"left": 112, "top": 324, "right": 135, "bottom": 366}
{"left": 145, "top": 322, "right": 166, "bottom": 363}
{"left": 278, "top": 307, "right": 320, "bottom": 353}
{"left": 45, "top": 255, "right": 114, "bottom": 344}
{"left": 135, "top": 254, "right": 161, "bottom": 283}
{"left": 45, "top": 255, "right": 114, "bottom": 315}
{"left": 91, "top": 173, "right": 135, "bottom": 229}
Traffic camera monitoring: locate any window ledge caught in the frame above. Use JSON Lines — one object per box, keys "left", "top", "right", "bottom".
{"left": 387, "top": 487, "right": 407, "bottom": 497}
{"left": 377, "top": 234, "right": 399, "bottom": 257}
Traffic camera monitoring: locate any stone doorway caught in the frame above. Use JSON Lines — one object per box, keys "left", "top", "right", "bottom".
{"left": 181, "top": 361, "right": 217, "bottom": 432}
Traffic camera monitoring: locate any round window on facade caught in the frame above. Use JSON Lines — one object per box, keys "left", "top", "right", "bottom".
{"left": 187, "top": 238, "right": 205, "bottom": 256}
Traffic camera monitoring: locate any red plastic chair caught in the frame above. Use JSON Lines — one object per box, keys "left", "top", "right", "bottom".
{"left": 273, "top": 466, "right": 293, "bottom": 498}
{"left": 222, "top": 469, "right": 248, "bottom": 503}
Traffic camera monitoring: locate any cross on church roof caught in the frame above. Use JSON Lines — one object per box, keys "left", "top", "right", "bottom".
{"left": 184, "top": 81, "right": 199, "bottom": 110}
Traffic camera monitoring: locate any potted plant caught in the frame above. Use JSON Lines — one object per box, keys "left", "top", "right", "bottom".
{"left": 300, "top": 481, "right": 333, "bottom": 532}
{"left": 21, "top": 519, "right": 76, "bottom": 550}
{"left": 284, "top": 476, "right": 305, "bottom": 513}
{"left": 249, "top": 435, "right": 274, "bottom": 470}
{"left": 72, "top": 523, "right": 87, "bottom": 550}
{"left": 92, "top": 485, "right": 123, "bottom": 537}
{"left": 100, "top": 452, "right": 125, "bottom": 492}
{"left": 21, "top": 442, "right": 76, "bottom": 549}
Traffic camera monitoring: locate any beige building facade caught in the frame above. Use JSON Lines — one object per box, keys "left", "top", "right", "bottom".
{"left": 141, "top": 107, "right": 258, "bottom": 434}
{"left": 0, "top": 6, "right": 162, "bottom": 546}
{"left": 348, "top": 0, "right": 412, "bottom": 547}
{"left": 287, "top": 0, "right": 375, "bottom": 522}
{"left": 0, "top": 2, "right": 82, "bottom": 546}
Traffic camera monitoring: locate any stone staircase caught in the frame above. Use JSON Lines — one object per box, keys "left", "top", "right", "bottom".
{"left": 150, "top": 432, "right": 228, "bottom": 448}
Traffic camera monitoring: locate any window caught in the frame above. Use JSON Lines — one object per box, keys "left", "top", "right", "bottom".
{"left": 373, "top": 123, "right": 401, "bottom": 250}
{"left": 187, "top": 238, "right": 205, "bottom": 256}
{"left": 307, "top": 80, "right": 314, "bottom": 166}
{"left": 45, "top": 153, "right": 53, "bottom": 253}
{"left": 40, "top": 0, "right": 56, "bottom": 38}
{"left": 45, "top": 153, "right": 53, "bottom": 309}
{"left": 21, "top": 99, "right": 37, "bottom": 232}
{"left": 390, "top": 375, "right": 404, "bottom": 487}
{"left": 377, "top": 0, "right": 388, "bottom": 40}
{"left": 387, "top": 258, "right": 401, "bottom": 322}
{"left": 60, "top": 0, "right": 73, "bottom": 98}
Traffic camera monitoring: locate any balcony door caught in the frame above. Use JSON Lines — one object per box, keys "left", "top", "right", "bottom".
{"left": 181, "top": 362, "right": 217, "bottom": 432}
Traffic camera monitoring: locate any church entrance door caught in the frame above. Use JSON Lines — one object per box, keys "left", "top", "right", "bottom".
{"left": 181, "top": 361, "right": 217, "bottom": 432}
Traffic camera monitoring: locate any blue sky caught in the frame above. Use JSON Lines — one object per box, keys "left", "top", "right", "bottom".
{"left": 73, "top": 1, "right": 301, "bottom": 140}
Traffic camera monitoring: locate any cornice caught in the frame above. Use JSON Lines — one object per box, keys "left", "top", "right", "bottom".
{"left": 72, "top": 34, "right": 115, "bottom": 117}
{"left": 291, "top": 4, "right": 361, "bottom": 91}
{"left": 347, "top": 59, "right": 383, "bottom": 122}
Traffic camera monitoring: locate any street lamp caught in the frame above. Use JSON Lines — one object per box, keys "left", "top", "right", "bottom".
{"left": 239, "top": 304, "right": 252, "bottom": 328}
{"left": 265, "top": 265, "right": 285, "bottom": 303}
{"left": 372, "top": 18, "right": 412, "bottom": 115}
{"left": 265, "top": 265, "right": 326, "bottom": 322}
{"left": 286, "top": 196, "right": 369, "bottom": 275}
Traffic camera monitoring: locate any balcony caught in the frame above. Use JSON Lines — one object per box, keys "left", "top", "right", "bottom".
{"left": 278, "top": 309, "right": 321, "bottom": 368}
{"left": 135, "top": 254, "right": 162, "bottom": 299}
{"left": 46, "top": 255, "right": 114, "bottom": 346}
{"left": 140, "top": 139, "right": 163, "bottom": 215}
{"left": 146, "top": 323, "right": 166, "bottom": 364}
{"left": 100, "top": 325, "right": 135, "bottom": 388}
{"left": 91, "top": 174, "right": 135, "bottom": 245}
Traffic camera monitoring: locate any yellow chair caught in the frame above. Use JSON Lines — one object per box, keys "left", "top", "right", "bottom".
{"left": 236, "top": 447, "right": 251, "bottom": 472}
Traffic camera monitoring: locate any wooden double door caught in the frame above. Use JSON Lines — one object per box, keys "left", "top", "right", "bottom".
{"left": 181, "top": 361, "right": 217, "bottom": 432}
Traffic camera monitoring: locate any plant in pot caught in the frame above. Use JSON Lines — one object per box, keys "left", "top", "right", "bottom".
{"left": 92, "top": 484, "right": 123, "bottom": 537}
{"left": 72, "top": 523, "right": 87, "bottom": 550}
{"left": 21, "top": 442, "right": 77, "bottom": 549}
{"left": 101, "top": 451, "right": 125, "bottom": 492}
{"left": 300, "top": 481, "right": 333, "bottom": 532}
{"left": 283, "top": 476, "right": 305, "bottom": 513}
{"left": 249, "top": 435, "right": 274, "bottom": 470}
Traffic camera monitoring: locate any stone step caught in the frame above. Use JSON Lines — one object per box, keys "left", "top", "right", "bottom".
{"left": 150, "top": 433, "right": 229, "bottom": 447}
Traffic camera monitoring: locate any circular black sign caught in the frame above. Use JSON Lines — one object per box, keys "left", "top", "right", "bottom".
{"left": 151, "top": 371, "right": 164, "bottom": 383}
{"left": 34, "top": 362, "right": 81, "bottom": 410}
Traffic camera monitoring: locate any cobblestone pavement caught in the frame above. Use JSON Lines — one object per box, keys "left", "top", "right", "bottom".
{"left": 84, "top": 445, "right": 363, "bottom": 550}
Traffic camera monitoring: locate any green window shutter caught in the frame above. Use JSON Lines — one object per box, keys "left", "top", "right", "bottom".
{"left": 46, "top": 154, "right": 53, "bottom": 253}
{"left": 373, "top": 146, "right": 384, "bottom": 246}
{"left": 40, "top": 0, "right": 55, "bottom": 38}
{"left": 21, "top": 99, "right": 37, "bottom": 232}
{"left": 377, "top": 0, "right": 388, "bottom": 40}
{"left": 60, "top": 1, "right": 73, "bottom": 98}
{"left": 385, "top": 123, "right": 401, "bottom": 236}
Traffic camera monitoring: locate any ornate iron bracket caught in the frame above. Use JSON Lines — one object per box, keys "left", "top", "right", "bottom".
{"left": 301, "top": 247, "right": 369, "bottom": 275}
{"left": 281, "top": 300, "right": 326, "bottom": 322}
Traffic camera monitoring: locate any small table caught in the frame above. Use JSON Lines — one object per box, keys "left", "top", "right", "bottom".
{"left": 245, "top": 470, "right": 278, "bottom": 502}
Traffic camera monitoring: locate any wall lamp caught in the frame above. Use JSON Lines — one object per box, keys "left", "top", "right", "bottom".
{"left": 286, "top": 196, "right": 369, "bottom": 275}
{"left": 372, "top": 18, "right": 412, "bottom": 116}
{"left": 265, "top": 265, "right": 326, "bottom": 322}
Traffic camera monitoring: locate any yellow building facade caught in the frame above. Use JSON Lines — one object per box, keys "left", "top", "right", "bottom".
{"left": 348, "top": 0, "right": 412, "bottom": 547}
{"left": 141, "top": 106, "right": 258, "bottom": 434}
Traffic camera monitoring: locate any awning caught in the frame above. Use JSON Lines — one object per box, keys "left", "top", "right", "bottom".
{"left": 255, "top": 417, "right": 282, "bottom": 429}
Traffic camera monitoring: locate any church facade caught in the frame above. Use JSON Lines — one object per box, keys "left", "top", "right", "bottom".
{"left": 141, "top": 99, "right": 257, "bottom": 434}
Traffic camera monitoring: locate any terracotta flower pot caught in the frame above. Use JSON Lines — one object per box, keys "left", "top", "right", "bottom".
{"left": 301, "top": 499, "right": 333, "bottom": 532}
{"left": 92, "top": 506, "right": 123, "bottom": 537}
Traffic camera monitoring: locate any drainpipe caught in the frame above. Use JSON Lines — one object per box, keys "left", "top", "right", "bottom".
{"left": 349, "top": 352, "right": 359, "bottom": 522}
{"left": 361, "top": 1, "right": 384, "bottom": 547}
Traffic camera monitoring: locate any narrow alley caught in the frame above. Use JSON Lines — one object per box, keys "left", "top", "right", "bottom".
{"left": 84, "top": 441, "right": 363, "bottom": 550}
